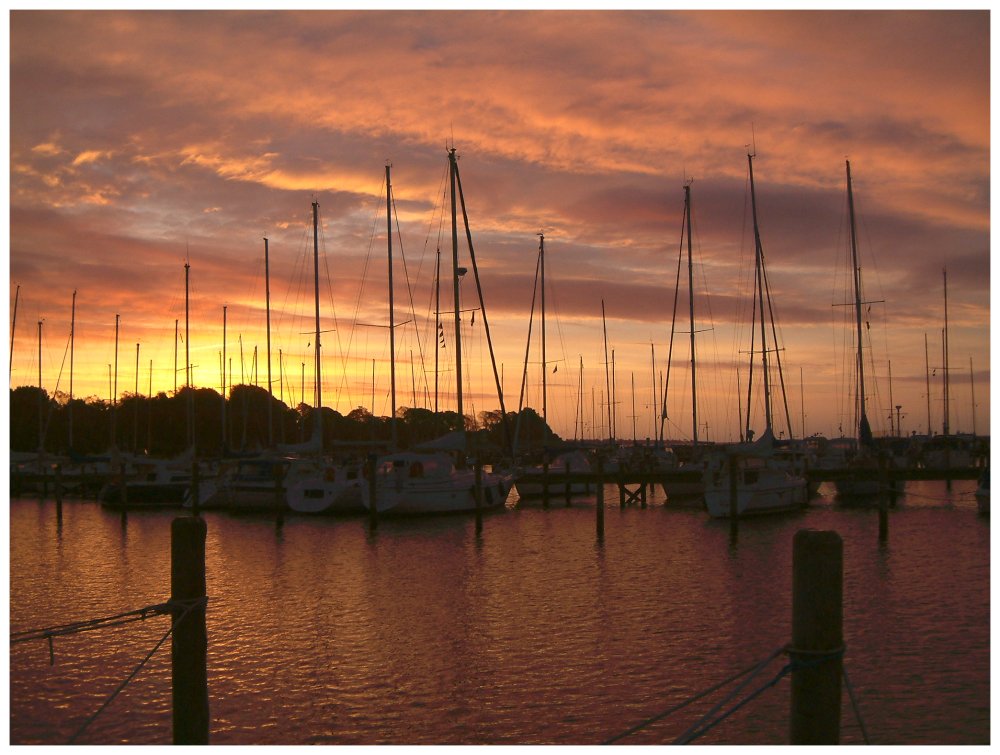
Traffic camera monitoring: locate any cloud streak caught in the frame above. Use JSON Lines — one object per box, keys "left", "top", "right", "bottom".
{"left": 9, "top": 9, "right": 989, "bottom": 440}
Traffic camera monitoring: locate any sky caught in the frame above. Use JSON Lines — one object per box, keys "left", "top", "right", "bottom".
{"left": 7, "top": 8, "right": 991, "bottom": 443}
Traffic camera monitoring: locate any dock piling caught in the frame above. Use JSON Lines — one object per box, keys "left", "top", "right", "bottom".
{"left": 789, "top": 529, "right": 843, "bottom": 745}
{"left": 170, "top": 516, "right": 209, "bottom": 745}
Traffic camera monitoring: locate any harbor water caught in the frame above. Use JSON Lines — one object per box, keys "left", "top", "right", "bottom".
{"left": 9, "top": 480, "right": 989, "bottom": 745}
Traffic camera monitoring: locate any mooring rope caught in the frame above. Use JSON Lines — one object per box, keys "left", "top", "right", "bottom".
{"left": 602, "top": 645, "right": 785, "bottom": 745}
{"left": 11, "top": 602, "right": 174, "bottom": 645}
{"left": 66, "top": 596, "right": 207, "bottom": 744}
{"left": 842, "top": 664, "right": 871, "bottom": 744}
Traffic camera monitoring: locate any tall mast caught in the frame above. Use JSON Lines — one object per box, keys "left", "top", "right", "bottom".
{"left": 601, "top": 299, "right": 612, "bottom": 446}
{"left": 649, "top": 343, "right": 657, "bottom": 445}
{"left": 684, "top": 183, "right": 698, "bottom": 445}
{"left": 185, "top": 259, "right": 193, "bottom": 452}
{"left": 448, "top": 148, "right": 463, "bottom": 426}
{"left": 539, "top": 234, "right": 547, "bottom": 427}
{"left": 37, "top": 319, "right": 43, "bottom": 453}
{"left": 434, "top": 246, "right": 441, "bottom": 415}
{"left": 386, "top": 163, "right": 398, "bottom": 448}
{"left": 845, "top": 160, "right": 868, "bottom": 441}
{"left": 924, "top": 333, "right": 932, "bottom": 435}
{"left": 887, "top": 360, "right": 894, "bottom": 436}
{"left": 173, "top": 319, "right": 178, "bottom": 394}
{"left": 9, "top": 284, "right": 18, "bottom": 387}
{"left": 113, "top": 313, "right": 119, "bottom": 449}
{"left": 942, "top": 268, "right": 949, "bottom": 436}
{"left": 747, "top": 151, "right": 772, "bottom": 433}
{"left": 970, "top": 357, "right": 976, "bottom": 437}
{"left": 222, "top": 305, "right": 227, "bottom": 452}
{"left": 147, "top": 359, "right": 153, "bottom": 452}
{"left": 264, "top": 237, "right": 273, "bottom": 447}
{"left": 68, "top": 290, "right": 76, "bottom": 450}
{"left": 312, "top": 201, "right": 323, "bottom": 445}
{"left": 134, "top": 342, "right": 140, "bottom": 453}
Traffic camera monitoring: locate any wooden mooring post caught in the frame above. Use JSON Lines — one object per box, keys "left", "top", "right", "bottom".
{"left": 789, "top": 529, "right": 843, "bottom": 745}
{"left": 171, "top": 516, "right": 209, "bottom": 745}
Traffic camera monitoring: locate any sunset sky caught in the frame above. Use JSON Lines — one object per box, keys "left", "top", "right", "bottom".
{"left": 8, "top": 9, "right": 990, "bottom": 443}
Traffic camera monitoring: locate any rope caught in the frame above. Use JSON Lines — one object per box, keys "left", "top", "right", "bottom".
{"left": 602, "top": 646, "right": 785, "bottom": 745}
{"left": 67, "top": 596, "right": 207, "bottom": 744}
{"left": 842, "top": 664, "right": 871, "bottom": 744}
{"left": 670, "top": 646, "right": 787, "bottom": 745}
{"left": 674, "top": 661, "right": 794, "bottom": 744}
{"left": 11, "top": 602, "right": 174, "bottom": 645}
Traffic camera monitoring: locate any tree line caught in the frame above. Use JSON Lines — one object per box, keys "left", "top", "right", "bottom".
{"left": 10, "top": 384, "right": 559, "bottom": 461}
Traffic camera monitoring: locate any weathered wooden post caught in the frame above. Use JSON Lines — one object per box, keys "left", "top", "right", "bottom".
{"left": 367, "top": 454, "right": 378, "bottom": 531}
{"left": 595, "top": 457, "right": 605, "bottom": 540}
{"left": 542, "top": 459, "right": 550, "bottom": 509}
{"left": 54, "top": 464, "right": 63, "bottom": 523}
{"left": 729, "top": 453, "right": 739, "bottom": 542}
{"left": 789, "top": 529, "right": 843, "bottom": 745}
{"left": 273, "top": 463, "right": 284, "bottom": 529}
{"left": 190, "top": 461, "right": 200, "bottom": 517}
{"left": 474, "top": 460, "right": 483, "bottom": 536}
{"left": 171, "top": 516, "right": 209, "bottom": 745}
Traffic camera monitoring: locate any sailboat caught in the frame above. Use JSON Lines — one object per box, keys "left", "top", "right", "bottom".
{"left": 200, "top": 202, "right": 326, "bottom": 512}
{"left": 361, "top": 149, "right": 512, "bottom": 515}
{"left": 832, "top": 160, "right": 890, "bottom": 500}
{"left": 922, "top": 269, "right": 974, "bottom": 470}
{"left": 659, "top": 181, "right": 707, "bottom": 502}
{"left": 513, "top": 234, "right": 593, "bottom": 500}
{"left": 703, "top": 152, "right": 808, "bottom": 518}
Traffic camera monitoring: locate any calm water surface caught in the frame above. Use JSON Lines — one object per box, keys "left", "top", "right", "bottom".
{"left": 9, "top": 481, "right": 989, "bottom": 745}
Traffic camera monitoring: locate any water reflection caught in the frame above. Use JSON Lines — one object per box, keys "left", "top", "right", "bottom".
{"left": 9, "top": 480, "right": 988, "bottom": 745}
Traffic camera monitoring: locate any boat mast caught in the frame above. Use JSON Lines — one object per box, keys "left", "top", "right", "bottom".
{"left": 9, "top": 284, "right": 18, "bottom": 387}
{"left": 942, "top": 268, "right": 949, "bottom": 436}
{"left": 970, "top": 357, "right": 976, "bottom": 437}
{"left": 601, "top": 299, "right": 612, "bottom": 446}
{"left": 222, "top": 305, "right": 227, "bottom": 452}
{"left": 434, "top": 246, "right": 441, "bottom": 415}
{"left": 264, "top": 237, "right": 273, "bottom": 447}
{"left": 924, "top": 332, "right": 932, "bottom": 435}
{"left": 846, "top": 160, "right": 868, "bottom": 443}
{"left": 649, "top": 343, "right": 657, "bottom": 446}
{"left": 540, "top": 234, "right": 547, "bottom": 427}
{"left": 134, "top": 342, "right": 140, "bottom": 453}
{"left": 747, "top": 151, "right": 772, "bottom": 435}
{"left": 68, "top": 289, "right": 76, "bottom": 450}
{"left": 113, "top": 313, "right": 119, "bottom": 449}
{"left": 448, "top": 149, "right": 464, "bottom": 427}
{"left": 312, "top": 200, "right": 323, "bottom": 446}
{"left": 386, "top": 164, "right": 398, "bottom": 449}
{"left": 37, "top": 319, "right": 43, "bottom": 453}
{"left": 684, "top": 183, "right": 698, "bottom": 446}
{"left": 185, "top": 259, "right": 194, "bottom": 452}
